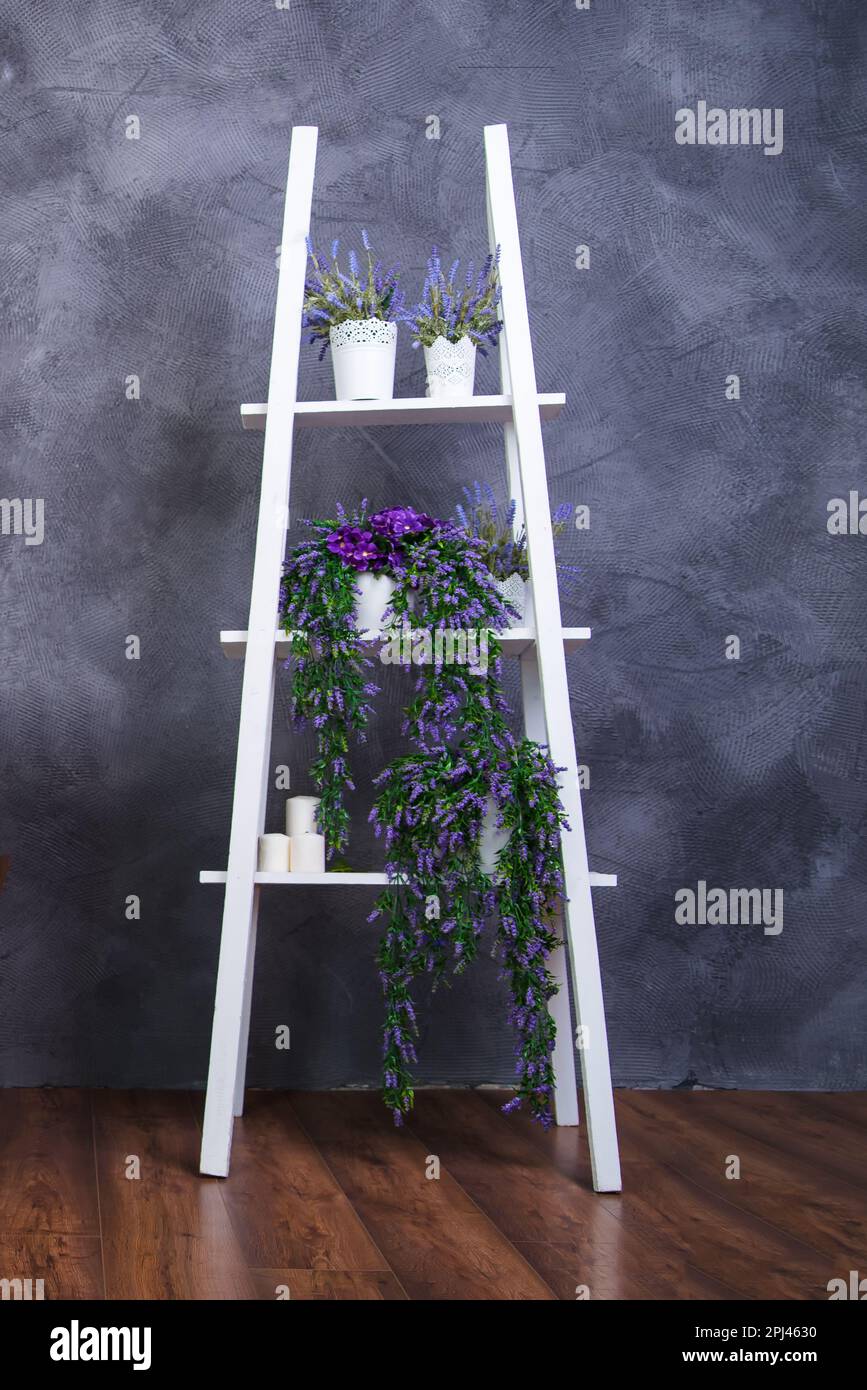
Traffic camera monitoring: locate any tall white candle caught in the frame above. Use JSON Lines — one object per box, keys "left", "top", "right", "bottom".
{"left": 285, "top": 796, "right": 321, "bottom": 837}
{"left": 258, "top": 834, "right": 290, "bottom": 872}
{"left": 289, "top": 833, "right": 325, "bottom": 873}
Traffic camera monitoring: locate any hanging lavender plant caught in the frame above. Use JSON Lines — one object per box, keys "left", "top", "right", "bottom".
{"left": 278, "top": 503, "right": 442, "bottom": 852}
{"left": 279, "top": 499, "right": 572, "bottom": 1125}
{"left": 278, "top": 503, "right": 383, "bottom": 855}
{"left": 303, "top": 231, "right": 404, "bottom": 360}
{"left": 404, "top": 247, "right": 503, "bottom": 353}
{"left": 368, "top": 521, "right": 570, "bottom": 1128}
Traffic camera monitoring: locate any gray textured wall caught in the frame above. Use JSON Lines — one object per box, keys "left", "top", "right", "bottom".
{"left": 0, "top": 0, "right": 864, "bottom": 1092}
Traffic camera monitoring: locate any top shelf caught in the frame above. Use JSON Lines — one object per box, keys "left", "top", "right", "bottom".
{"left": 240, "top": 393, "right": 566, "bottom": 431}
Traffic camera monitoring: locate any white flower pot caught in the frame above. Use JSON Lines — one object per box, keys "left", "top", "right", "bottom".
{"left": 424, "top": 335, "right": 477, "bottom": 398}
{"left": 478, "top": 797, "right": 509, "bottom": 876}
{"left": 495, "top": 576, "right": 533, "bottom": 628}
{"left": 355, "top": 572, "right": 397, "bottom": 634}
{"left": 330, "top": 319, "right": 397, "bottom": 401}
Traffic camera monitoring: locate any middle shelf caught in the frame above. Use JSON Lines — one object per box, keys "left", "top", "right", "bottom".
{"left": 219, "top": 627, "right": 592, "bottom": 660}
{"left": 200, "top": 869, "right": 618, "bottom": 887}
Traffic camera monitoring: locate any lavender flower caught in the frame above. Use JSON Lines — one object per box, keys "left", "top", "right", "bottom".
{"left": 453, "top": 482, "right": 579, "bottom": 585}
{"left": 403, "top": 245, "right": 503, "bottom": 351}
{"left": 303, "top": 233, "right": 403, "bottom": 358}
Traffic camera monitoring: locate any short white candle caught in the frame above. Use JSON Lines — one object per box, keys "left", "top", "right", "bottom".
{"left": 285, "top": 796, "right": 321, "bottom": 837}
{"left": 289, "top": 833, "right": 325, "bottom": 874}
{"left": 258, "top": 833, "right": 290, "bottom": 872}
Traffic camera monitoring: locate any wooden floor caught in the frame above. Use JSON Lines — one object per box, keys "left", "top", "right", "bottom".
{"left": 0, "top": 1088, "right": 864, "bottom": 1300}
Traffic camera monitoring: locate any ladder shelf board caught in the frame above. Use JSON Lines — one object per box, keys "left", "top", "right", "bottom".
{"left": 218, "top": 627, "right": 592, "bottom": 660}
{"left": 240, "top": 393, "right": 566, "bottom": 431}
{"left": 199, "top": 869, "right": 618, "bottom": 888}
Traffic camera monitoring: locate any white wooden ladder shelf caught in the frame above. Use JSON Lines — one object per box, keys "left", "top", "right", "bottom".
{"left": 199, "top": 124, "right": 622, "bottom": 1193}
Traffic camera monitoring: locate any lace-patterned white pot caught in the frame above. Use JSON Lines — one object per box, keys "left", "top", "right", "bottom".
{"left": 330, "top": 319, "right": 397, "bottom": 401}
{"left": 423, "top": 335, "right": 477, "bottom": 398}
{"left": 495, "top": 575, "right": 534, "bottom": 628}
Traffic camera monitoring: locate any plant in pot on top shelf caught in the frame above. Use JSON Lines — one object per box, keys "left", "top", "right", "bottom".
{"left": 454, "top": 481, "right": 577, "bottom": 626}
{"left": 404, "top": 247, "right": 503, "bottom": 398}
{"left": 303, "top": 232, "right": 403, "bottom": 402}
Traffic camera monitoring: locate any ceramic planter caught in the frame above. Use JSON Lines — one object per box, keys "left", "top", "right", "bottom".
{"left": 423, "top": 335, "right": 477, "bottom": 398}
{"left": 330, "top": 318, "right": 397, "bottom": 401}
{"left": 355, "top": 572, "right": 397, "bottom": 634}
{"left": 495, "top": 575, "right": 534, "bottom": 628}
{"left": 478, "top": 797, "right": 509, "bottom": 876}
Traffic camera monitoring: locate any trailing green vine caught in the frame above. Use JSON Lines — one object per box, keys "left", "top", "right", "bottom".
{"left": 368, "top": 519, "right": 569, "bottom": 1127}
{"left": 279, "top": 501, "right": 573, "bottom": 1126}
{"left": 278, "top": 505, "right": 380, "bottom": 855}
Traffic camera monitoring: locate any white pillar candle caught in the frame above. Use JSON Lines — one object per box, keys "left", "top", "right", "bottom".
{"left": 289, "top": 833, "right": 326, "bottom": 874}
{"left": 285, "top": 795, "right": 321, "bottom": 836}
{"left": 258, "top": 833, "right": 290, "bottom": 872}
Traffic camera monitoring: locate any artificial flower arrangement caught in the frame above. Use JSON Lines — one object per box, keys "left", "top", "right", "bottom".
{"left": 452, "top": 480, "right": 579, "bottom": 626}
{"left": 278, "top": 502, "right": 572, "bottom": 1129}
{"left": 302, "top": 232, "right": 404, "bottom": 401}
{"left": 454, "top": 481, "right": 574, "bottom": 581}
{"left": 403, "top": 248, "right": 503, "bottom": 398}
{"left": 301, "top": 231, "right": 503, "bottom": 401}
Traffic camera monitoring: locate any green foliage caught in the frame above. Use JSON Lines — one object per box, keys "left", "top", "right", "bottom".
{"left": 369, "top": 531, "right": 569, "bottom": 1127}
{"left": 278, "top": 515, "right": 379, "bottom": 856}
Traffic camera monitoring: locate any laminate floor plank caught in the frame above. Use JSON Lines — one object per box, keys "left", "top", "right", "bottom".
{"left": 677, "top": 1090, "right": 867, "bottom": 1191}
{"left": 289, "top": 1091, "right": 555, "bottom": 1300}
{"left": 0, "top": 1233, "right": 103, "bottom": 1299}
{"left": 93, "top": 1091, "right": 256, "bottom": 1300}
{"left": 405, "top": 1090, "right": 733, "bottom": 1300}
{"left": 795, "top": 1091, "right": 867, "bottom": 1132}
{"left": 0, "top": 1089, "right": 99, "bottom": 1235}
{"left": 203, "top": 1090, "right": 393, "bottom": 1272}
{"left": 620, "top": 1090, "right": 867, "bottom": 1262}
{"left": 606, "top": 1101, "right": 849, "bottom": 1300}
{"left": 478, "top": 1090, "right": 836, "bottom": 1300}
{"left": 249, "top": 1268, "right": 408, "bottom": 1300}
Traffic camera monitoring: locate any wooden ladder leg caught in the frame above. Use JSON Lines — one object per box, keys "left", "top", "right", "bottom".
{"left": 233, "top": 658, "right": 278, "bottom": 1118}
{"left": 491, "top": 141, "right": 578, "bottom": 1128}
{"left": 492, "top": 145, "right": 580, "bottom": 1131}
{"left": 199, "top": 126, "right": 317, "bottom": 1177}
{"left": 233, "top": 893, "right": 260, "bottom": 1117}
{"left": 520, "top": 652, "right": 580, "bottom": 1126}
{"left": 485, "top": 122, "right": 621, "bottom": 1190}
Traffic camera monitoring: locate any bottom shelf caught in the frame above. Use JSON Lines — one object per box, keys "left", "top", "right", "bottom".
{"left": 199, "top": 869, "right": 617, "bottom": 887}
